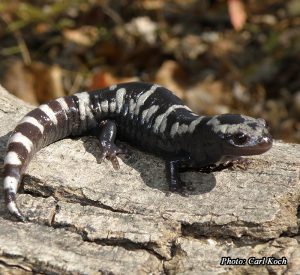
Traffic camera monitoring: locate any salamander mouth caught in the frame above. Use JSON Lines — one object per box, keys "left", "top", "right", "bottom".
{"left": 236, "top": 135, "right": 273, "bottom": 155}
{"left": 224, "top": 134, "right": 273, "bottom": 156}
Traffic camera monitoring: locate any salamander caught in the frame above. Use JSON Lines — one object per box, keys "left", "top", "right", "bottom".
{"left": 3, "top": 82, "right": 273, "bottom": 221}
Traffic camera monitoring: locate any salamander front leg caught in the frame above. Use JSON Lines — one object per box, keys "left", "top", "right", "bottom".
{"left": 98, "top": 120, "right": 127, "bottom": 170}
{"left": 166, "top": 158, "right": 195, "bottom": 195}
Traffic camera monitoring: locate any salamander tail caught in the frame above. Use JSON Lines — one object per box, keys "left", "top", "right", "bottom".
{"left": 4, "top": 186, "right": 26, "bottom": 222}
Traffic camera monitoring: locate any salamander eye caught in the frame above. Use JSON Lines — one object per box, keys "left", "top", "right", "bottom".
{"left": 232, "top": 132, "right": 249, "bottom": 145}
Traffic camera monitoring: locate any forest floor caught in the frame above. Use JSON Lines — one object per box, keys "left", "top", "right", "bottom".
{"left": 0, "top": 0, "right": 299, "bottom": 142}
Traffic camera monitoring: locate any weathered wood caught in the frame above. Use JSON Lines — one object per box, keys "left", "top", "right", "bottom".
{"left": 0, "top": 84, "right": 299, "bottom": 274}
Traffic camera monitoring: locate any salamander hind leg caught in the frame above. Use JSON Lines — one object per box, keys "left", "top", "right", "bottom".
{"left": 98, "top": 120, "right": 127, "bottom": 170}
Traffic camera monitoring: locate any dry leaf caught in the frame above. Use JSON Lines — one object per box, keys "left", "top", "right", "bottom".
{"left": 228, "top": 0, "right": 247, "bottom": 31}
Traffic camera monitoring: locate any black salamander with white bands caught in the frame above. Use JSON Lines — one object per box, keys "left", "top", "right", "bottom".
{"left": 3, "top": 82, "right": 273, "bottom": 221}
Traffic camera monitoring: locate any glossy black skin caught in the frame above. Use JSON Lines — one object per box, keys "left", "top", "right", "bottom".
{"left": 69, "top": 84, "right": 268, "bottom": 194}
{"left": 98, "top": 119, "right": 200, "bottom": 193}
{"left": 71, "top": 83, "right": 270, "bottom": 193}
{"left": 86, "top": 83, "right": 202, "bottom": 192}
{"left": 5, "top": 81, "right": 272, "bottom": 220}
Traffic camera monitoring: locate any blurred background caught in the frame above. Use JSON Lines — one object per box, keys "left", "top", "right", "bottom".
{"left": 0, "top": 0, "right": 299, "bottom": 142}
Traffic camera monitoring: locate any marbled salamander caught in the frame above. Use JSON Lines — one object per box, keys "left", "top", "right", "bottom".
{"left": 3, "top": 82, "right": 272, "bottom": 221}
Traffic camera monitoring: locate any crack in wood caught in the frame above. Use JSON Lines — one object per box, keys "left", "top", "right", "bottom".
{"left": 0, "top": 259, "right": 31, "bottom": 272}
{"left": 51, "top": 222, "right": 167, "bottom": 261}
{"left": 22, "top": 179, "right": 133, "bottom": 215}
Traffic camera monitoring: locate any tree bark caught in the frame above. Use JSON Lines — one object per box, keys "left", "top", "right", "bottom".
{"left": 0, "top": 84, "right": 299, "bottom": 274}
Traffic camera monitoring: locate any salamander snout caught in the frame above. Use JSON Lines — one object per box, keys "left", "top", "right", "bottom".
{"left": 257, "top": 133, "right": 273, "bottom": 151}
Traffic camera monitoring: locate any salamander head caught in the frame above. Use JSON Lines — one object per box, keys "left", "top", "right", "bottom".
{"left": 207, "top": 114, "right": 273, "bottom": 156}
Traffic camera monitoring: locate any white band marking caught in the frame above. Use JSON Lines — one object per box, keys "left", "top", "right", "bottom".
{"left": 134, "top": 84, "right": 159, "bottom": 115}
{"left": 170, "top": 122, "right": 192, "bottom": 137}
{"left": 7, "top": 201, "right": 20, "bottom": 215}
{"left": 116, "top": 88, "right": 126, "bottom": 113}
{"left": 129, "top": 99, "right": 136, "bottom": 115}
{"left": 170, "top": 122, "right": 179, "bottom": 137}
{"left": 74, "top": 92, "right": 95, "bottom": 121}
{"left": 56, "top": 98, "right": 69, "bottom": 112}
{"left": 109, "top": 84, "right": 117, "bottom": 90}
{"left": 177, "top": 124, "right": 189, "bottom": 135}
{"left": 153, "top": 105, "right": 189, "bottom": 133}
{"left": 39, "top": 104, "right": 58, "bottom": 125}
{"left": 4, "top": 151, "right": 22, "bottom": 165}
{"left": 9, "top": 133, "right": 33, "bottom": 153}
{"left": 110, "top": 101, "right": 116, "bottom": 113}
{"left": 188, "top": 117, "right": 204, "bottom": 133}
{"left": 56, "top": 98, "right": 69, "bottom": 120}
{"left": 19, "top": 116, "right": 44, "bottom": 134}
{"left": 4, "top": 176, "right": 18, "bottom": 193}
{"left": 101, "top": 100, "right": 109, "bottom": 113}
{"left": 142, "top": 105, "right": 159, "bottom": 124}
